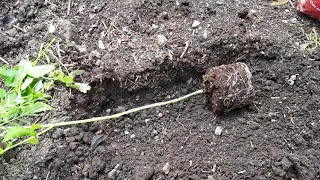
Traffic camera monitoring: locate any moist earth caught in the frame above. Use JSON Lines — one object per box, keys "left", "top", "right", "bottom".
{"left": 1, "top": 0, "right": 320, "bottom": 179}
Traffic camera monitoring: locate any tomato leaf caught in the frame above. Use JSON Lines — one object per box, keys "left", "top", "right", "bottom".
{"left": 21, "top": 77, "right": 34, "bottom": 90}
{"left": 2, "top": 127, "right": 37, "bottom": 143}
{"left": 20, "top": 102, "right": 53, "bottom": 116}
{"left": 70, "top": 70, "right": 85, "bottom": 77}
{"left": 74, "top": 83, "right": 91, "bottom": 93}
{"left": 27, "top": 65, "right": 55, "bottom": 78}
{"left": 28, "top": 137, "right": 39, "bottom": 145}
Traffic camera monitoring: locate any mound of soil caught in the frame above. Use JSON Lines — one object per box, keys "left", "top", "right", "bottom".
{"left": 1, "top": 0, "right": 320, "bottom": 179}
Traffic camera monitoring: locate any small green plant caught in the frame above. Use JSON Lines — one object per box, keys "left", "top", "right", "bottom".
{"left": 0, "top": 38, "right": 91, "bottom": 154}
{"left": 301, "top": 27, "right": 320, "bottom": 50}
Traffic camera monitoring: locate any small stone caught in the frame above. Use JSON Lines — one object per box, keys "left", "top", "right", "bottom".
{"left": 208, "top": 175, "right": 215, "bottom": 180}
{"left": 124, "top": 131, "right": 129, "bottom": 135}
{"left": 145, "top": 119, "right": 151, "bottom": 123}
{"left": 162, "top": 162, "right": 170, "bottom": 174}
{"left": 151, "top": 24, "right": 159, "bottom": 29}
{"left": 130, "top": 134, "right": 136, "bottom": 138}
{"left": 285, "top": 9, "right": 289, "bottom": 13}
{"left": 159, "top": 12, "right": 169, "bottom": 20}
{"left": 290, "top": 74, "right": 297, "bottom": 81}
{"left": 48, "top": 24, "right": 55, "bottom": 33}
{"left": 157, "top": 34, "right": 167, "bottom": 46}
{"left": 157, "top": 113, "right": 163, "bottom": 118}
{"left": 114, "top": 106, "right": 126, "bottom": 113}
{"left": 290, "top": 18, "right": 297, "bottom": 24}
{"left": 98, "top": 40, "right": 105, "bottom": 49}
{"left": 76, "top": 45, "right": 87, "bottom": 53}
{"left": 90, "top": 50, "right": 101, "bottom": 58}
{"left": 214, "top": 126, "right": 222, "bottom": 136}
{"left": 216, "top": 0, "right": 224, "bottom": 5}
{"left": 192, "top": 20, "right": 200, "bottom": 28}
{"left": 2, "top": 15, "right": 17, "bottom": 25}
{"left": 288, "top": 79, "right": 294, "bottom": 86}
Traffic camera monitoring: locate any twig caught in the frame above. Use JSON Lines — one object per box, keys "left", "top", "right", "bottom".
{"left": 288, "top": 0, "right": 294, "bottom": 8}
{"left": 45, "top": 171, "right": 50, "bottom": 180}
{"left": 67, "top": 0, "right": 72, "bottom": 15}
{"left": 12, "top": 25, "right": 27, "bottom": 33}
{"left": 0, "top": 56, "right": 9, "bottom": 65}
{"left": 180, "top": 41, "right": 189, "bottom": 58}
{"left": 2, "top": 90, "right": 204, "bottom": 129}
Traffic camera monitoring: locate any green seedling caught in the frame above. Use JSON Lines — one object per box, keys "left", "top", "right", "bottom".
{"left": 0, "top": 38, "right": 91, "bottom": 154}
{"left": 301, "top": 27, "right": 320, "bottom": 50}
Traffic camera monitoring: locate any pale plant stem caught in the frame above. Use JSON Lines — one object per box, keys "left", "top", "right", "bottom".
{"left": 1, "top": 89, "right": 204, "bottom": 130}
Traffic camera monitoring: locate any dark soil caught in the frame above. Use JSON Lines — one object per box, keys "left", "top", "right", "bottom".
{"left": 1, "top": 0, "right": 320, "bottom": 179}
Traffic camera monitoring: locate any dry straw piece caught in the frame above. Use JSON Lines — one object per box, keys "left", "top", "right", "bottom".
{"left": 203, "top": 62, "right": 254, "bottom": 113}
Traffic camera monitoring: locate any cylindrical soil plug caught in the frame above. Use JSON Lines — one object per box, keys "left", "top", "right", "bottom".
{"left": 203, "top": 62, "right": 254, "bottom": 113}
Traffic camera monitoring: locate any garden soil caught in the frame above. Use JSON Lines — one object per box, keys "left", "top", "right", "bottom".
{"left": 1, "top": 0, "right": 320, "bottom": 179}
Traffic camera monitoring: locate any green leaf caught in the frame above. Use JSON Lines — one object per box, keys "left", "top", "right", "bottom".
{"left": 42, "top": 80, "right": 54, "bottom": 91}
{"left": 0, "top": 148, "right": 4, "bottom": 155}
{"left": 0, "top": 88, "right": 6, "bottom": 98}
{"left": 21, "top": 102, "right": 53, "bottom": 116}
{"left": 28, "top": 137, "right": 39, "bottom": 145}
{"left": 59, "top": 76, "right": 73, "bottom": 84}
{"left": 34, "top": 80, "right": 43, "bottom": 92}
{"left": 74, "top": 83, "right": 91, "bottom": 93}
{"left": 70, "top": 70, "right": 85, "bottom": 77}
{"left": 30, "top": 124, "right": 42, "bottom": 131}
{"left": 12, "top": 60, "right": 32, "bottom": 87}
{"left": 21, "top": 77, "right": 34, "bottom": 90}
{"left": 0, "top": 65, "right": 17, "bottom": 86}
{"left": 27, "top": 65, "right": 55, "bottom": 78}
{"left": 2, "top": 127, "right": 37, "bottom": 143}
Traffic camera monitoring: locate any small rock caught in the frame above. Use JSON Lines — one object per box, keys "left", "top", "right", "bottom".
{"left": 124, "top": 131, "right": 130, "bottom": 135}
{"left": 157, "top": 113, "right": 163, "bottom": 118}
{"left": 192, "top": 20, "right": 200, "bottom": 28}
{"left": 214, "top": 126, "right": 222, "bottom": 136}
{"left": 2, "top": 15, "right": 17, "bottom": 25}
{"left": 90, "top": 50, "right": 101, "bottom": 58}
{"left": 76, "top": 45, "right": 87, "bottom": 53}
{"left": 159, "top": 12, "right": 169, "bottom": 20}
{"left": 162, "top": 162, "right": 170, "bottom": 175}
{"left": 290, "top": 18, "right": 297, "bottom": 24}
{"left": 151, "top": 24, "right": 159, "bottom": 29}
{"left": 145, "top": 119, "right": 151, "bottom": 123}
{"left": 107, "top": 164, "right": 121, "bottom": 179}
{"left": 48, "top": 24, "right": 55, "bottom": 33}
{"left": 90, "top": 135, "right": 105, "bottom": 150}
{"left": 130, "top": 134, "right": 136, "bottom": 138}
{"left": 114, "top": 106, "right": 126, "bottom": 113}
{"left": 157, "top": 34, "right": 168, "bottom": 46}
{"left": 216, "top": 0, "right": 224, "bottom": 5}
{"left": 208, "top": 175, "right": 215, "bottom": 180}
{"left": 98, "top": 40, "right": 105, "bottom": 49}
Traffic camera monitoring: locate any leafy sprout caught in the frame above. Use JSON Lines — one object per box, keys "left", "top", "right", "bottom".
{"left": 0, "top": 38, "right": 91, "bottom": 154}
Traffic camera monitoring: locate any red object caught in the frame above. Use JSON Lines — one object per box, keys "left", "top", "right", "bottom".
{"left": 297, "top": 0, "right": 320, "bottom": 19}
